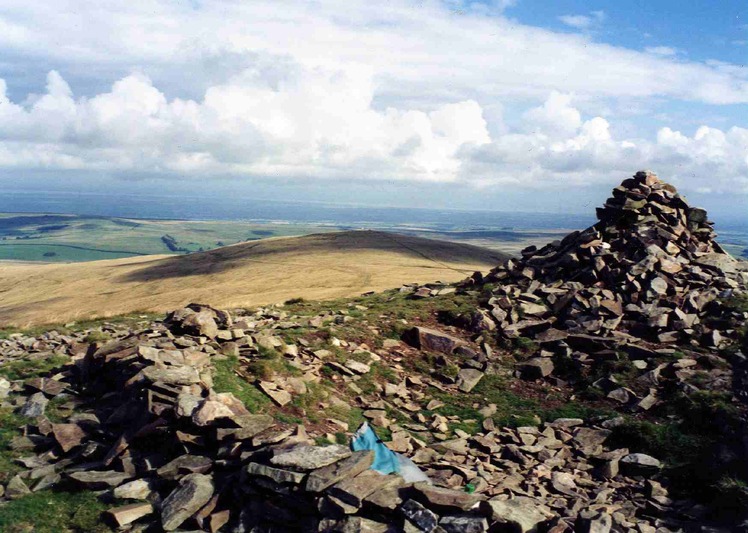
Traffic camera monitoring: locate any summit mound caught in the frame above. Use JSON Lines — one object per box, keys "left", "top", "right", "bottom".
{"left": 472, "top": 170, "right": 746, "bottom": 347}
{"left": 0, "top": 230, "right": 507, "bottom": 327}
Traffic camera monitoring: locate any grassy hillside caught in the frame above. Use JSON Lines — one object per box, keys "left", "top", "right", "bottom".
{"left": 0, "top": 230, "right": 506, "bottom": 327}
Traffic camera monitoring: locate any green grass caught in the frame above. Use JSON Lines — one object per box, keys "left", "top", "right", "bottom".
{"left": 0, "top": 408, "right": 28, "bottom": 483}
{"left": 212, "top": 355, "right": 270, "bottom": 413}
{"left": 608, "top": 390, "right": 745, "bottom": 510}
{"left": 246, "top": 345, "right": 302, "bottom": 381}
{"left": 0, "top": 490, "right": 111, "bottom": 532}
{"left": 423, "top": 375, "right": 615, "bottom": 433}
{"left": 82, "top": 331, "right": 111, "bottom": 344}
{"left": 0, "top": 355, "right": 70, "bottom": 380}
{"left": 0, "top": 214, "right": 336, "bottom": 262}
{"left": 290, "top": 382, "right": 330, "bottom": 423}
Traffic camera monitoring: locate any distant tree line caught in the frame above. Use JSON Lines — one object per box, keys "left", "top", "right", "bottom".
{"left": 161, "top": 234, "right": 189, "bottom": 253}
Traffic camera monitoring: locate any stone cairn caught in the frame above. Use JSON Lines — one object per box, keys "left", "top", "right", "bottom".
{"left": 465, "top": 171, "right": 747, "bottom": 383}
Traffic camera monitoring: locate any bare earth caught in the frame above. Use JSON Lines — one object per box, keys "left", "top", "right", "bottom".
{"left": 0, "top": 230, "right": 507, "bottom": 327}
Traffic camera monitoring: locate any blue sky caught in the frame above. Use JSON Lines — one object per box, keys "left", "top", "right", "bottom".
{"left": 0, "top": 0, "right": 745, "bottom": 218}
{"left": 509, "top": 0, "right": 746, "bottom": 62}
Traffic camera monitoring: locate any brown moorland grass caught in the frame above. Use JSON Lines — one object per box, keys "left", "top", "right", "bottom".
{"left": 0, "top": 230, "right": 507, "bottom": 327}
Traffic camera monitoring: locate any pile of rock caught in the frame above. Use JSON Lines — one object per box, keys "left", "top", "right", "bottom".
{"left": 464, "top": 172, "right": 747, "bottom": 381}
{"left": 0, "top": 307, "right": 523, "bottom": 532}
{"left": 412, "top": 417, "right": 693, "bottom": 532}
{"left": 1, "top": 300, "right": 738, "bottom": 531}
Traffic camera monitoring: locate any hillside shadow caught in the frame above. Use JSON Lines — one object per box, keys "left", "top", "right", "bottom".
{"left": 119, "top": 231, "right": 507, "bottom": 282}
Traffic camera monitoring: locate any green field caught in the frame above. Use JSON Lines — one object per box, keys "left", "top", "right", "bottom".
{"left": 3, "top": 213, "right": 745, "bottom": 264}
{"left": 0, "top": 214, "right": 334, "bottom": 262}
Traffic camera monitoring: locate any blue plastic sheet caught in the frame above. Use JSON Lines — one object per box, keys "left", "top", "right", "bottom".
{"left": 350, "top": 422, "right": 400, "bottom": 475}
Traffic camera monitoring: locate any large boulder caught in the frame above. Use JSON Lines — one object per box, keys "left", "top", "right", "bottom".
{"left": 402, "top": 326, "right": 466, "bottom": 354}
{"left": 166, "top": 303, "right": 232, "bottom": 339}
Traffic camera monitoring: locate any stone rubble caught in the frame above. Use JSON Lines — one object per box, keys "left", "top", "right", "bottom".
{"left": 0, "top": 299, "right": 728, "bottom": 532}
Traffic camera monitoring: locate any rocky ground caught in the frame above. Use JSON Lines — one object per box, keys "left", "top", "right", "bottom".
{"left": 0, "top": 172, "right": 747, "bottom": 532}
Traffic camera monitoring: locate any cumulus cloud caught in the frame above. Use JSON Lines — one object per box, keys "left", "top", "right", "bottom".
{"left": 0, "top": 71, "right": 746, "bottom": 194}
{"left": 0, "top": 0, "right": 745, "bottom": 195}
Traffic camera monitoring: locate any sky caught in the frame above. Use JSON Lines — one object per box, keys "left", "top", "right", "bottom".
{"left": 0, "top": 0, "right": 746, "bottom": 218}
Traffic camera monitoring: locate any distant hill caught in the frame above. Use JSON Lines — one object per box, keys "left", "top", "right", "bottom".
{"left": 0, "top": 230, "right": 507, "bottom": 327}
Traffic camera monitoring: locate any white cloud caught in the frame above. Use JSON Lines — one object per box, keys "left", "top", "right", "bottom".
{"left": 0, "top": 1, "right": 745, "bottom": 196}
{"left": 645, "top": 46, "right": 679, "bottom": 57}
{"left": 0, "top": 1, "right": 745, "bottom": 105}
{"left": 558, "top": 11, "right": 605, "bottom": 30}
{"left": 0, "top": 73, "right": 746, "bottom": 195}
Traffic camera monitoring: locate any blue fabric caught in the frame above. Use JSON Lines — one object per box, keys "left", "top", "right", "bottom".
{"left": 350, "top": 422, "right": 400, "bottom": 475}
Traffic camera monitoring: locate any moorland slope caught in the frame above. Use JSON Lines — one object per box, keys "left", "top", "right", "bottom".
{"left": 0, "top": 230, "right": 506, "bottom": 327}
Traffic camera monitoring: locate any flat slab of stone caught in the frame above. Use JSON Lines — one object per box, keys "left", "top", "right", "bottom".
{"left": 51, "top": 423, "right": 87, "bottom": 452}
{"left": 68, "top": 470, "right": 131, "bottom": 489}
{"left": 246, "top": 462, "right": 306, "bottom": 484}
{"left": 106, "top": 502, "right": 154, "bottom": 527}
{"left": 327, "top": 470, "right": 404, "bottom": 508}
{"left": 217, "top": 414, "right": 276, "bottom": 440}
{"left": 258, "top": 381, "right": 292, "bottom": 406}
{"left": 481, "top": 496, "right": 553, "bottom": 533}
{"left": 412, "top": 482, "right": 484, "bottom": 512}
{"left": 306, "top": 450, "right": 374, "bottom": 492}
{"left": 113, "top": 479, "right": 154, "bottom": 500}
{"left": 160, "top": 473, "right": 214, "bottom": 531}
{"left": 271, "top": 444, "right": 351, "bottom": 471}
{"left": 156, "top": 454, "right": 212, "bottom": 479}
{"left": 6, "top": 475, "right": 31, "bottom": 499}
{"left": 620, "top": 453, "right": 661, "bottom": 476}
{"left": 456, "top": 368, "right": 484, "bottom": 393}
{"left": 142, "top": 366, "right": 201, "bottom": 385}
{"left": 440, "top": 515, "right": 489, "bottom": 533}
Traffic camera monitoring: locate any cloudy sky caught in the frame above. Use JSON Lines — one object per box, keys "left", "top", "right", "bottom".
{"left": 0, "top": 0, "right": 746, "bottom": 217}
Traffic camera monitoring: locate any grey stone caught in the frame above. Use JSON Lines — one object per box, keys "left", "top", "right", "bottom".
{"left": 156, "top": 454, "right": 212, "bottom": 479}
{"left": 245, "top": 462, "right": 306, "bottom": 484}
{"left": 18, "top": 392, "right": 48, "bottom": 417}
{"left": 439, "top": 515, "right": 489, "bottom": 533}
{"left": 306, "top": 450, "right": 374, "bottom": 492}
{"left": 271, "top": 444, "right": 351, "bottom": 471}
{"left": 620, "top": 453, "right": 661, "bottom": 476}
{"left": 319, "top": 517, "right": 390, "bottom": 533}
{"left": 402, "top": 326, "right": 466, "bottom": 354}
{"left": 68, "top": 470, "right": 131, "bottom": 489}
{"left": 456, "top": 369, "right": 484, "bottom": 393}
{"left": 6, "top": 475, "right": 31, "bottom": 499}
{"left": 480, "top": 496, "right": 553, "bottom": 533}
{"left": 0, "top": 377, "right": 11, "bottom": 399}
{"left": 412, "top": 482, "right": 483, "bottom": 512}
{"left": 576, "top": 512, "right": 612, "bottom": 533}
{"left": 160, "top": 473, "right": 214, "bottom": 531}
{"left": 141, "top": 365, "right": 201, "bottom": 385}
{"left": 113, "top": 479, "right": 154, "bottom": 500}
{"left": 401, "top": 499, "right": 439, "bottom": 532}
{"left": 328, "top": 470, "right": 403, "bottom": 509}
{"left": 518, "top": 358, "right": 554, "bottom": 379}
